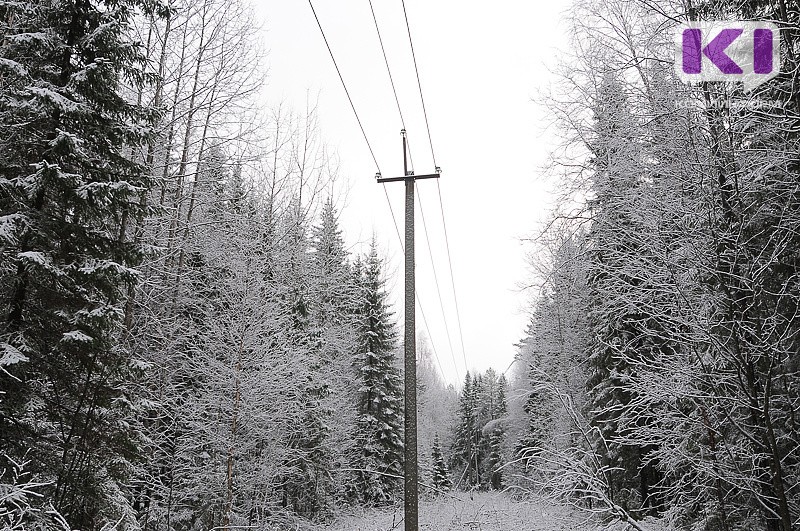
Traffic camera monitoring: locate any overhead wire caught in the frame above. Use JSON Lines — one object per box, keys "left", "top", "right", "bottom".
{"left": 305, "top": 0, "right": 439, "bottom": 382}
{"left": 401, "top": 0, "right": 437, "bottom": 168}
{"left": 382, "top": 189, "right": 448, "bottom": 383}
{"left": 368, "top": 0, "right": 409, "bottom": 163}
{"left": 401, "top": 0, "right": 470, "bottom": 376}
{"left": 308, "top": 0, "right": 381, "bottom": 173}
{"left": 311, "top": 0, "right": 464, "bottom": 385}
{"left": 435, "top": 184, "right": 469, "bottom": 377}
{"left": 369, "top": 1, "right": 460, "bottom": 382}
{"left": 415, "top": 182, "right": 461, "bottom": 380}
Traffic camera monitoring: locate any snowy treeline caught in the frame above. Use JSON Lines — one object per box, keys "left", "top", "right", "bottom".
{"left": 510, "top": 0, "right": 800, "bottom": 530}
{"left": 449, "top": 370, "right": 508, "bottom": 492}
{"left": 0, "top": 1, "right": 413, "bottom": 530}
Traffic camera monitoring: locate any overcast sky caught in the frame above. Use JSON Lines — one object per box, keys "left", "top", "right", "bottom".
{"left": 255, "top": 1, "right": 572, "bottom": 385}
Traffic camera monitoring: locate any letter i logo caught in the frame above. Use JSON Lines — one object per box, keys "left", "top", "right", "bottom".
{"left": 676, "top": 21, "right": 780, "bottom": 91}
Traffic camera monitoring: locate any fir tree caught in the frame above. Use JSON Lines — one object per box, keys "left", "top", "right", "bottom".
{"left": 514, "top": 318, "right": 555, "bottom": 458}
{"left": 0, "top": 0, "right": 160, "bottom": 528}
{"left": 450, "top": 372, "right": 478, "bottom": 488}
{"left": 309, "top": 197, "right": 360, "bottom": 505}
{"left": 431, "top": 434, "right": 452, "bottom": 493}
{"left": 349, "top": 239, "right": 404, "bottom": 504}
{"left": 584, "top": 73, "right": 666, "bottom": 516}
{"left": 310, "top": 198, "right": 352, "bottom": 322}
{"left": 276, "top": 205, "right": 335, "bottom": 518}
{"left": 484, "top": 374, "right": 507, "bottom": 490}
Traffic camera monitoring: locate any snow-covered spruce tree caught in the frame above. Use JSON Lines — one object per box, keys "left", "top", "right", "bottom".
{"left": 310, "top": 198, "right": 353, "bottom": 320}
{"left": 472, "top": 373, "right": 485, "bottom": 487}
{"left": 583, "top": 73, "right": 666, "bottom": 517}
{"left": 509, "top": 226, "right": 595, "bottom": 495}
{"left": 0, "top": 0, "right": 160, "bottom": 528}
{"left": 450, "top": 372, "right": 477, "bottom": 489}
{"left": 688, "top": 4, "right": 800, "bottom": 530}
{"left": 430, "top": 434, "right": 451, "bottom": 493}
{"left": 519, "top": 0, "right": 800, "bottom": 528}
{"left": 348, "top": 239, "right": 404, "bottom": 505}
{"left": 137, "top": 159, "right": 289, "bottom": 531}
{"left": 309, "top": 197, "right": 360, "bottom": 505}
{"left": 449, "top": 369, "right": 508, "bottom": 491}
{"left": 482, "top": 374, "right": 507, "bottom": 491}
{"left": 513, "top": 318, "right": 555, "bottom": 461}
{"left": 271, "top": 200, "right": 337, "bottom": 519}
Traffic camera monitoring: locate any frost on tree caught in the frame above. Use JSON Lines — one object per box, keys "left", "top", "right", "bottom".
{"left": 347, "top": 240, "right": 404, "bottom": 505}
{"left": 0, "top": 0, "right": 159, "bottom": 528}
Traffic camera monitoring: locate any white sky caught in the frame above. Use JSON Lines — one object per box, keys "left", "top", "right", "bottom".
{"left": 254, "top": 1, "right": 571, "bottom": 385}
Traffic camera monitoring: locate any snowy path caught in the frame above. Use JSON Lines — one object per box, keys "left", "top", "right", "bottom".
{"left": 323, "top": 491, "right": 599, "bottom": 531}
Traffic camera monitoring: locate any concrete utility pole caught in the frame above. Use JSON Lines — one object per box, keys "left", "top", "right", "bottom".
{"left": 376, "top": 130, "right": 439, "bottom": 531}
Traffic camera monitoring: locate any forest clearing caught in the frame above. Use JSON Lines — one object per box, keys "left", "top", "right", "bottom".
{"left": 1, "top": 0, "right": 799, "bottom": 530}
{"left": 323, "top": 492, "right": 599, "bottom": 531}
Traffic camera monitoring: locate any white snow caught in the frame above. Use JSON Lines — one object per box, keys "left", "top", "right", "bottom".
{"left": 0, "top": 343, "right": 28, "bottom": 367}
{"left": 62, "top": 331, "right": 93, "bottom": 343}
{"left": 0, "top": 57, "right": 29, "bottom": 77}
{"left": 324, "top": 491, "right": 601, "bottom": 531}
{"left": 6, "top": 32, "right": 49, "bottom": 44}
{"left": 17, "top": 251, "right": 47, "bottom": 266}
{"left": 0, "top": 214, "right": 24, "bottom": 243}
{"left": 28, "top": 86, "right": 81, "bottom": 113}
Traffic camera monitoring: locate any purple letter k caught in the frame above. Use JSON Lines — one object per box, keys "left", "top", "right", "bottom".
{"left": 703, "top": 29, "right": 743, "bottom": 74}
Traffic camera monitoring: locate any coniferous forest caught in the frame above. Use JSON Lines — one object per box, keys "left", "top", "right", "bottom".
{"left": 1, "top": 0, "right": 800, "bottom": 531}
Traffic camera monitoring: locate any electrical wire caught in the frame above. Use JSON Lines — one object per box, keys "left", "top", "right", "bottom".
{"left": 436, "top": 182, "right": 470, "bottom": 377}
{"left": 416, "top": 182, "right": 462, "bottom": 379}
{"left": 309, "top": 0, "right": 381, "bottom": 173}
{"left": 401, "top": 0, "right": 437, "bottom": 168}
{"left": 311, "top": 0, "right": 452, "bottom": 383}
{"left": 369, "top": 2, "right": 461, "bottom": 381}
{"left": 401, "top": 0, "right": 470, "bottom": 376}
{"left": 382, "top": 184, "right": 448, "bottom": 383}
{"left": 368, "top": 0, "right": 415, "bottom": 172}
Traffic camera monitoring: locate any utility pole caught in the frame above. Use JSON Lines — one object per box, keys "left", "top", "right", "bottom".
{"left": 376, "top": 130, "right": 439, "bottom": 531}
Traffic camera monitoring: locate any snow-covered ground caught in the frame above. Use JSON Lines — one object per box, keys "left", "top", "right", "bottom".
{"left": 323, "top": 491, "right": 601, "bottom": 531}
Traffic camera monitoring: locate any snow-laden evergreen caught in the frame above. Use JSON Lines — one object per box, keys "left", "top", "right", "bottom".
{"left": 510, "top": 0, "right": 800, "bottom": 529}
{"left": 430, "top": 434, "right": 452, "bottom": 493}
{"left": 0, "top": 1, "right": 159, "bottom": 528}
{"left": 347, "top": 240, "right": 404, "bottom": 505}
{"left": 449, "top": 370, "right": 508, "bottom": 491}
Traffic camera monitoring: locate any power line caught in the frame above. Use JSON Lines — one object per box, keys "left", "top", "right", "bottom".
{"left": 382, "top": 184, "right": 404, "bottom": 246}
{"left": 436, "top": 181, "right": 470, "bottom": 377}
{"left": 417, "top": 295, "right": 448, "bottom": 384}
{"left": 401, "top": 0, "right": 437, "bottom": 169}
{"left": 308, "top": 0, "right": 381, "bottom": 173}
{"left": 368, "top": 2, "right": 405, "bottom": 130}
{"left": 382, "top": 184, "right": 448, "bottom": 383}
{"left": 369, "top": 3, "right": 460, "bottom": 386}
{"left": 416, "top": 182, "right": 461, "bottom": 379}
{"left": 311, "top": 0, "right": 452, "bottom": 386}
{"left": 400, "top": 1, "right": 469, "bottom": 376}
{"left": 368, "top": 0, "right": 415, "bottom": 172}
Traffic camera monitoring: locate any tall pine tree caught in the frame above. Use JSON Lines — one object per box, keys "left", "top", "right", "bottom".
{"left": 584, "top": 73, "right": 665, "bottom": 516}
